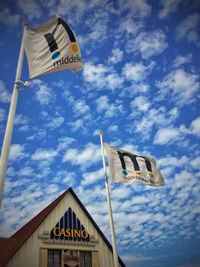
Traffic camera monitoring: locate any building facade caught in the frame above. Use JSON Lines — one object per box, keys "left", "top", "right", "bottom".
{"left": 0, "top": 187, "right": 126, "bottom": 267}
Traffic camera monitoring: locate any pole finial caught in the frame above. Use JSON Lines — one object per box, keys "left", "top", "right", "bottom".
{"left": 99, "top": 130, "right": 103, "bottom": 136}
{"left": 22, "top": 21, "right": 29, "bottom": 28}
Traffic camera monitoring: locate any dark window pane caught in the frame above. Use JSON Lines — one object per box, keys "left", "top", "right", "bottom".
{"left": 48, "top": 250, "right": 61, "bottom": 267}
{"left": 80, "top": 251, "right": 92, "bottom": 267}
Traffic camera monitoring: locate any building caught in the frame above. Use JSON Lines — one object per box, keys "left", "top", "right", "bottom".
{"left": 0, "top": 187, "right": 126, "bottom": 267}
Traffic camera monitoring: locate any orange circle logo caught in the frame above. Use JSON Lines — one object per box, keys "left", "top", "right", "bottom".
{"left": 71, "top": 43, "right": 78, "bottom": 53}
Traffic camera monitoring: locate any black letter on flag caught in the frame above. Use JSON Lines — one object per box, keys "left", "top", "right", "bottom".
{"left": 117, "top": 151, "right": 152, "bottom": 172}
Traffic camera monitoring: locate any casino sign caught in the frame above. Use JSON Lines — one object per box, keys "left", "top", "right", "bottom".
{"left": 50, "top": 207, "right": 90, "bottom": 242}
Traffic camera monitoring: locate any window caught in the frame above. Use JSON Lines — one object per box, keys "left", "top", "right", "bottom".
{"left": 80, "top": 251, "right": 92, "bottom": 267}
{"left": 48, "top": 250, "right": 61, "bottom": 267}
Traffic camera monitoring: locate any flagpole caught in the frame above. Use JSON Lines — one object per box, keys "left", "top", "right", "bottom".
{"left": 0, "top": 23, "right": 28, "bottom": 207}
{"left": 99, "top": 130, "right": 119, "bottom": 267}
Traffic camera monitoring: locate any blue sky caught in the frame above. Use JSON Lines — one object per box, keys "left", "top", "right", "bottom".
{"left": 0, "top": 0, "right": 200, "bottom": 266}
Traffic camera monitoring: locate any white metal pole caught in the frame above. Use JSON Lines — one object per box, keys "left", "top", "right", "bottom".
{"left": 0, "top": 24, "right": 27, "bottom": 207}
{"left": 99, "top": 130, "right": 119, "bottom": 267}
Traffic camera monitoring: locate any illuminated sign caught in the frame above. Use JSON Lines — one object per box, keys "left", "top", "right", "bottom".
{"left": 50, "top": 207, "right": 90, "bottom": 242}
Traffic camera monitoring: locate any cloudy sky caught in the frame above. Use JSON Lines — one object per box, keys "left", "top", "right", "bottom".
{"left": 0, "top": 0, "right": 200, "bottom": 266}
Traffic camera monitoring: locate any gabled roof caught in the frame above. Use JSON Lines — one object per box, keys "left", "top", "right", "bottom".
{"left": 0, "top": 187, "right": 126, "bottom": 267}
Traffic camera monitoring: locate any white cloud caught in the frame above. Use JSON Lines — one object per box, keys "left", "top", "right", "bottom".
{"left": 158, "top": 0, "right": 181, "bottom": 19}
{"left": 122, "top": 253, "right": 153, "bottom": 266}
{"left": 14, "top": 114, "right": 30, "bottom": 132}
{"left": 0, "top": 8, "right": 20, "bottom": 27}
{"left": 40, "top": 0, "right": 57, "bottom": 8}
{"left": 158, "top": 154, "right": 200, "bottom": 179}
{"left": 86, "top": 200, "right": 108, "bottom": 217}
{"left": 131, "top": 96, "right": 151, "bottom": 112}
{"left": 45, "top": 184, "right": 59, "bottom": 194}
{"left": 34, "top": 162, "right": 52, "bottom": 178}
{"left": 96, "top": 96, "right": 109, "bottom": 112}
{"left": 130, "top": 106, "right": 179, "bottom": 138}
{"left": 18, "top": 167, "right": 33, "bottom": 177}
{"left": 108, "top": 48, "right": 124, "bottom": 64}
{"left": 172, "top": 54, "right": 192, "bottom": 68}
{"left": 105, "top": 103, "right": 123, "bottom": 118}
{"left": 130, "top": 30, "right": 168, "bottom": 59}
{"left": 0, "top": 80, "right": 11, "bottom": 103}
{"left": 72, "top": 100, "right": 90, "bottom": 116}
{"left": 119, "top": 16, "right": 144, "bottom": 36}
{"left": 63, "top": 94, "right": 90, "bottom": 119}
{"left": 32, "top": 79, "right": 56, "bottom": 105}
{"left": 46, "top": 115, "right": 65, "bottom": 129}
{"left": 156, "top": 69, "right": 200, "bottom": 105}
{"left": 96, "top": 95, "right": 123, "bottom": 118}
{"left": 55, "top": 170, "right": 77, "bottom": 187}
{"left": 83, "top": 62, "right": 123, "bottom": 90}
{"left": 106, "top": 73, "right": 124, "bottom": 89}
{"left": 14, "top": 114, "right": 29, "bottom": 126}
{"left": 154, "top": 127, "right": 182, "bottom": 145}
{"left": 78, "top": 8, "right": 109, "bottom": 47}
{"left": 57, "top": 137, "right": 76, "bottom": 151}
{"left": 154, "top": 117, "right": 200, "bottom": 145}
{"left": 190, "top": 116, "right": 200, "bottom": 137}
{"left": 119, "top": 0, "right": 151, "bottom": 18}
{"left": 62, "top": 89, "right": 74, "bottom": 105}
{"left": 56, "top": 0, "right": 87, "bottom": 17}
{"left": 158, "top": 155, "right": 189, "bottom": 168}
{"left": 172, "top": 170, "right": 197, "bottom": 189}
{"left": 176, "top": 13, "right": 200, "bottom": 43}
{"left": 129, "top": 83, "right": 150, "bottom": 93}
{"left": 62, "top": 143, "right": 101, "bottom": 169}
{"left": 122, "top": 61, "right": 155, "bottom": 82}
{"left": 57, "top": 0, "right": 108, "bottom": 28}
{"left": 0, "top": 108, "right": 6, "bottom": 122}
{"left": 0, "top": 222, "right": 15, "bottom": 237}
{"left": 17, "top": 0, "right": 42, "bottom": 20}
{"left": 27, "top": 129, "right": 47, "bottom": 141}
{"left": 83, "top": 63, "right": 107, "bottom": 88}
{"left": 120, "top": 144, "right": 140, "bottom": 155}
{"left": 108, "top": 125, "right": 119, "bottom": 132}
{"left": 190, "top": 156, "right": 200, "bottom": 169}
{"left": 69, "top": 118, "right": 85, "bottom": 132}
{"left": 9, "top": 144, "right": 26, "bottom": 161}
{"left": 81, "top": 168, "right": 103, "bottom": 186}
{"left": 86, "top": 14, "right": 109, "bottom": 43}
{"left": 32, "top": 149, "right": 58, "bottom": 161}
{"left": 111, "top": 186, "right": 132, "bottom": 199}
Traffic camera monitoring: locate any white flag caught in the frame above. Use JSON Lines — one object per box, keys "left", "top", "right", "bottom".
{"left": 104, "top": 143, "right": 165, "bottom": 187}
{"left": 24, "top": 16, "right": 83, "bottom": 79}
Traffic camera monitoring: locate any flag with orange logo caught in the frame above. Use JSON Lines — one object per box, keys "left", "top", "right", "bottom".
{"left": 24, "top": 15, "right": 83, "bottom": 79}
{"left": 104, "top": 143, "right": 165, "bottom": 187}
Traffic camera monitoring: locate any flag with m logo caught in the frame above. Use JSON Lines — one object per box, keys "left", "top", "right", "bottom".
{"left": 104, "top": 143, "right": 165, "bottom": 187}
{"left": 24, "top": 15, "right": 83, "bottom": 79}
